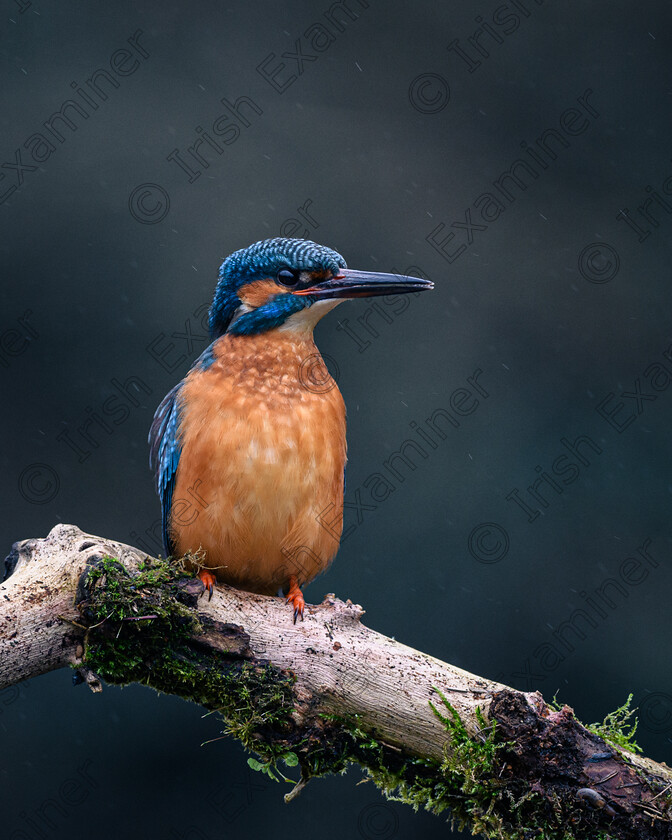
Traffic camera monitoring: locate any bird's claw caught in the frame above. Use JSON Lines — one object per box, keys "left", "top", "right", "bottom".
{"left": 285, "top": 577, "right": 305, "bottom": 624}
{"left": 287, "top": 598, "right": 304, "bottom": 624}
{"left": 198, "top": 570, "right": 217, "bottom": 600}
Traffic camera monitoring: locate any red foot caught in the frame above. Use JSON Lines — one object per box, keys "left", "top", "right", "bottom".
{"left": 198, "top": 570, "right": 217, "bottom": 600}
{"left": 285, "top": 576, "right": 305, "bottom": 624}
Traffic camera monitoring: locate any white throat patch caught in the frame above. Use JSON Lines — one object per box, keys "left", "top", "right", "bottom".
{"left": 277, "top": 298, "right": 344, "bottom": 335}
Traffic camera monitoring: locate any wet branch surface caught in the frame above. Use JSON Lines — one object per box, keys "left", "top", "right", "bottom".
{"left": 1, "top": 524, "right": 671, "bottom": 839}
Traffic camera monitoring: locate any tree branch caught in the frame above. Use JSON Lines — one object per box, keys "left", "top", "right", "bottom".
{"left": 2, "top": 524, "right": 671, "bottom": 839}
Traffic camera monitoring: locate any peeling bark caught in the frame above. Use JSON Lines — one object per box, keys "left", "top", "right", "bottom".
{"left": 2, "top": 524, "right": 671, "bottom": 839}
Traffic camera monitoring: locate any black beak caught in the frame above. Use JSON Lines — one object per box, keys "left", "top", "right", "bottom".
{"left": 292, "top": 269, "right": 434, "bottom": 300}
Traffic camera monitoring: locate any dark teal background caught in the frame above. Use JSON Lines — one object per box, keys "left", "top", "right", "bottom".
{"left": 2, "top": 2, "right": 672, "bottom": 838}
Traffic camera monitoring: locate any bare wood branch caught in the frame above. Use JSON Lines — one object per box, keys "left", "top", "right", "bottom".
{"left": 2, "top": 524, "right": 671, "bottom": 839}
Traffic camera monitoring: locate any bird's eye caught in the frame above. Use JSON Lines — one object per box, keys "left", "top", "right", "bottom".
{"left": 277, "top": 268, "right": 301, "bottom": 287}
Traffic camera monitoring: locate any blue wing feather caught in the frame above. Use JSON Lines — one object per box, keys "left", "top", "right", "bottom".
{"left": 148, "top": 343, "right": 219, "bottom": 557}
{"left": 148, "top": 382, "right": 184, "bottom": 556}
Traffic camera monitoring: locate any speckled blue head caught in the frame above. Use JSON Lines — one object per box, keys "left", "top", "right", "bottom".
{"left": 209, "top": 238, "right": 347, "bottom": 338}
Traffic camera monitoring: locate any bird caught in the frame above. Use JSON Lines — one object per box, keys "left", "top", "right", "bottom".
{"left": 149, "top": 237, "right": 433, "bottom": 621}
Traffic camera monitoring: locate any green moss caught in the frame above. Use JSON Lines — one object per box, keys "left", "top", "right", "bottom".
{"left": 308, "top": 692, "right": 623, "bottom": 839}
{"left": 248, "top": 751, "right": 299, "bottom": 783}
{"left": 587, "top": 694, "right": 642, "bottom": 755}
{"left": 549, "top": 692, "right": 643, "bottom": 756}
{"left": 79, "top": 554, "right": 297, "bottom": 762}
{"left": 312, "top": 697, "right": 520, "bottom": 837}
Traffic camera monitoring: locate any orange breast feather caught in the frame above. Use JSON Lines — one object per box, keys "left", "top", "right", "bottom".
{"left": 170, "top": 332, "right": 346, "bottom": 595}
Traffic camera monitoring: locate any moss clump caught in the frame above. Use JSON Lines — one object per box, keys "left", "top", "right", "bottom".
{"left": 430, "top": 691, "right": 501, "bottom": 801}
{"left": 304, "top": 690, "right": 510, "bottom": 835}
{"left": 587, "top": 694, "right": 642, "bottom": 755}
{"left": 78, "top": 554, "right": 297, "bottom": 761}
{"left": 308, "top": 691, "right": 621, "bottom": 840}
{"left": 549, "top": 692, "right": 643, "bottom": 756}
{"left": 247, "top": 751, "right": 299, "bottom": 782}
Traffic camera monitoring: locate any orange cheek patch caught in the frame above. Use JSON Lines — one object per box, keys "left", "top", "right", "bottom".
{"left": 238, "top": 279, "right": 283, "bottom": 308}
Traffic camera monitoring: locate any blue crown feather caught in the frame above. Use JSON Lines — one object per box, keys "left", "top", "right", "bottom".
{"left": 208, "top": 237, "right": 347, "bottom": 337}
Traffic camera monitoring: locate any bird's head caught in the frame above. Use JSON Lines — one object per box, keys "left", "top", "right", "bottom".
{"left": 208, "top": 237, "right": 433, "bottom": 338}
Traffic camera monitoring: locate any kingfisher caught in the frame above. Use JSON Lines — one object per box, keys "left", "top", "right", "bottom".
{"left": 149, "top": 238, "right": 433, "bottom": 621}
